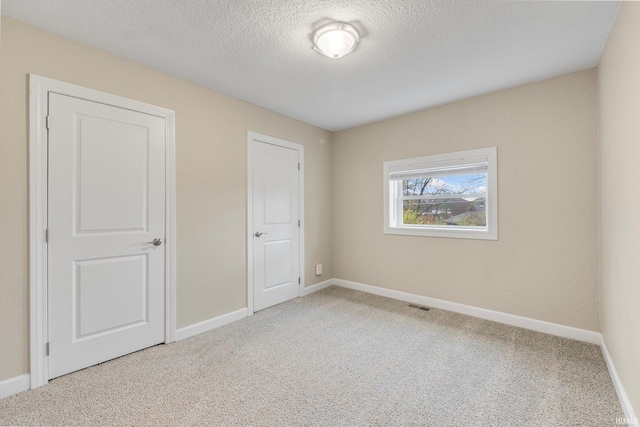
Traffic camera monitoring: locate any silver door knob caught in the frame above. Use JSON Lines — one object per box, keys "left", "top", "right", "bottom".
{"left": 148, "top": 238, "right": 163, "bottom": 246}
{"left": 254, "top": 232, "right": 268, "bottom": 238}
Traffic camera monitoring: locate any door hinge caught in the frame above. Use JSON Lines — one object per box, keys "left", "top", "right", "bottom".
{"left": 298, "top": 277, "right": 301, "bottom": 284}
{"left": 46, "top": 115, "right": 50, "bottom": 131}
{"left": 298, "top": 163, "right": 300, "bottom": 171}
{"left": 45, "top": 229, "right": 48, "bottom": 243}
{"left": 45, "top": 342, "right": 50, "bottom": 356}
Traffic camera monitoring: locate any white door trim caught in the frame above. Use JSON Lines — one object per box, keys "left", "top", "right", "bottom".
{"left": 28, "top": 74, "right": 177, "bottom": 389}
{"left": 247, "top": 132, "right": 305, "bottom": 315}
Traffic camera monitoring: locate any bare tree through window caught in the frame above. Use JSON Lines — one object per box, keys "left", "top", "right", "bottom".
{"left": 401, "top": 174, "right": 486, "bottom": 226}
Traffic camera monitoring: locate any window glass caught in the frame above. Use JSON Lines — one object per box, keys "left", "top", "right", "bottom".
{"left": 401, "top": 174, "right": 486, "bottom": 227}
{"left": 383, "top": 147, "right": 497, "bottom": 240}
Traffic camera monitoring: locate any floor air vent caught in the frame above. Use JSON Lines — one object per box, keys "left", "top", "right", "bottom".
{"left": 409, "top": 304, "right": 431, "bottom": 311}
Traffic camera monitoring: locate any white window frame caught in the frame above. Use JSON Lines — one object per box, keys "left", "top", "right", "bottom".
{"left": 383, "top": 147, "right": 498, "bottom": 240}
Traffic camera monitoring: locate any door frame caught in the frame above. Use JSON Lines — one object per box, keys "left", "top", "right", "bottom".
{"left": 246, "top": 132, "right": 304, "bottom": 315}
{"left": 28, "top": 74, "right": 177, "bottom": 388}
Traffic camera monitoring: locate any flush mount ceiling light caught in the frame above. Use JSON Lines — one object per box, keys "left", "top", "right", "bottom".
{"left": 312, "top": 22, "right": 360, "bottom": 59}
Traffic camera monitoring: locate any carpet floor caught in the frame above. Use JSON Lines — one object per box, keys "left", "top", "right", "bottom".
{"left": 0, "top": 286, "right": 623, "bottom": 426}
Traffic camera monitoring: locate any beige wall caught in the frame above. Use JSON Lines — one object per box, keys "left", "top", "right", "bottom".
{"left": 332, "top": 69, "right": 599, "bottom": 330}
{"left": 598, "top": 2, "right": 640, "bottom": 416}
{"left": 0, "top": 16, "right": 333, "bottom": 382}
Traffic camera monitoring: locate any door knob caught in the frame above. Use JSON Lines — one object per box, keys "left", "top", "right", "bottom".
{"left": 148, "top": 238, "right": 163, "bottom": 246}
{"left": 254, "top": 232, "right": 268, "bottom": 238}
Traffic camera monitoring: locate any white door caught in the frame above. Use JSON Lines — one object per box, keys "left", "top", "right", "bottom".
{"left": 251, "top": 139, "right": 301, "bottom": 311}
{"left": 47, "top": 93, "right": 166, "bottom": 379}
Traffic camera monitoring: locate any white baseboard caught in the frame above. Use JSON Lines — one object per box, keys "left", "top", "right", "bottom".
{"left": 333, "top": 278, "right": 601, "bottom": 344}
{"left": 0, "top": 374, "right": 30, "bottom": 400}
{"left": 175, "top": 308, "right": 247, "bottom": 341}
{"left": 176, "top": 279, "right": 332, "bottom": 341}
{"left": 600, "top": 337, "right": 638, "bottom": 423}
{"left": 301, "top": 279, "right": 334, "bottom": 296}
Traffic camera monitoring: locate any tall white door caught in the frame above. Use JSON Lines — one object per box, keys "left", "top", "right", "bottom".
{"left": 47, "top": 93, "right": 166, "bottom": 379}
{"left": 251, "top": 139, "right": 301, "bottom": 312}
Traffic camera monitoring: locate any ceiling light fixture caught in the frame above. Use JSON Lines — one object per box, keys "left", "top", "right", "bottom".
{"left": 312, "top": 22, "right": 360, "bottom": 59}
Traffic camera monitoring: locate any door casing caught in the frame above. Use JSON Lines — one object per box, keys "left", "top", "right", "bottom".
{"left": 28, "top": 74, "right": 177, "bottom": 388}
{"left": 247, "top": 132, "right": 305, "bottom": 315}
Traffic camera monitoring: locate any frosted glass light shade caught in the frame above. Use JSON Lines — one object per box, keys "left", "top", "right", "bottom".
{"left": 312, "top": 22, "right": 360, "bottom": 59}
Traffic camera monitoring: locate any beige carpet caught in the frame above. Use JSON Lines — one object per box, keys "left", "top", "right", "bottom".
{"left": 0, "top": 286, "right": 623, "bottom": 426}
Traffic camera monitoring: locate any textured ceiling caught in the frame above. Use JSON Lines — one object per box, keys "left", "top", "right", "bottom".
{"left": 2, "top": 1, "right": 620, "bottom": 131}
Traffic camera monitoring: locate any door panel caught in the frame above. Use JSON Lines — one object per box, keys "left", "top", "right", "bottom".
{"left": 74, "top": 255, "right": 148, "bottom": 339}
{"left": 252, "top": 140, "right": 300, "bottom": 311}
{"left": 75, "top": 114, "right": 150, "bottom": 233}
{"left": 263, "top": 240, "right": 293, "bottom": 289}
{"left": 48, "top": 93, "right": 166, "bottom": 379}
{"left": 263, "top": 153, "right": 293, "bottom": 224}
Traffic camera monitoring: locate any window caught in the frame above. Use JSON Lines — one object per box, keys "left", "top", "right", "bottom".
{"left": 383, "top": 147, "right": 497, "bottom": 240}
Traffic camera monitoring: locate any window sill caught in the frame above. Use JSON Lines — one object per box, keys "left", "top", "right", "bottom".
{"left": 384, "top": 225, "right": 498, "bottom": 240}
